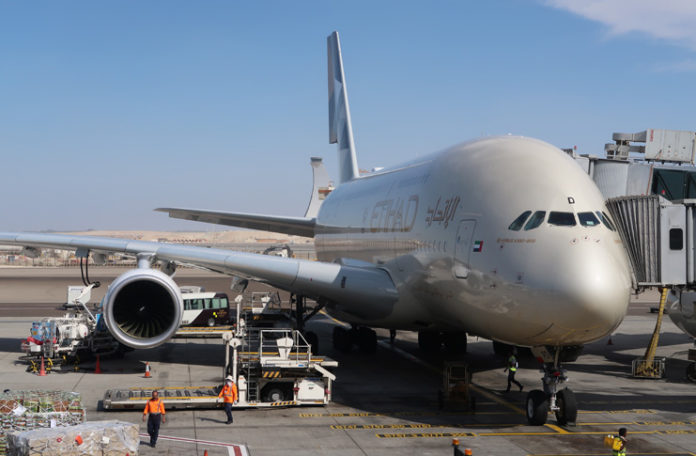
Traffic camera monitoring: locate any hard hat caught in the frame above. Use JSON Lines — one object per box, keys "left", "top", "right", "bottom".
{"left": 225, "top": 376, "right": 234, "bottom": 382}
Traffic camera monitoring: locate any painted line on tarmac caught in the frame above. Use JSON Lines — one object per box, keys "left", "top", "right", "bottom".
{"left": 544, "top": 423, "right": 569, "bottom": 434}
{"left": 578, "top": 409, "right": 656, "bottom": 415}
{"left": 332, "top": 423, "right": 523, "bottom": 430}
{"left": 527, "top": 453, "right": 695, "bottom": 456}
{"left": 139, "top": 433, "right": 248, "bottom": 455}
{"left": 376, "top": 431, "right": 476, "bottom": 439}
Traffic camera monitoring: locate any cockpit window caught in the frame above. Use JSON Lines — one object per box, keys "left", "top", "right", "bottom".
{"left": 508, "top": 211, "right": 532, "bottom": 231}
{"left": 578, "top": 212, "right": 600, "bottom": 227}
{"left": 524, "top": 211, "right": 545, "bottom": 230}
{"left": 548, "top": 212, "right": 576, "bottom": 226}
{"left": 596, "top": 211, "right": 616, "bottom": 231}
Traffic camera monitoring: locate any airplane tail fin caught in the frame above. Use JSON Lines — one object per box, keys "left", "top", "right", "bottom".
{"left": 328, "top": 31, "right": 359, "bottom": 184}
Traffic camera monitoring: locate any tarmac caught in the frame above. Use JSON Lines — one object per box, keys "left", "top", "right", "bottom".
{"left": 1, "top": 269, "right": 696, "bottom": 455}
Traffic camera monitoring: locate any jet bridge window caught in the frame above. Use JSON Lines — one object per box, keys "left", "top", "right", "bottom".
{"left": 595, "top": 211, "right": 616, "bottom": 231}
{"left": 508, "top": 211, "right": 532, "bottom": 231}
{"left": 548, "top": 212, "right": 576, "bottom": 226}
{"left": 670, "top": 228, "right": 684, "bottom": 250}
{"left": 524, "top": 211, "right": 546, "bottom": 230}
{"left": 578, "top": 212, "right": 600, "bottom": 227}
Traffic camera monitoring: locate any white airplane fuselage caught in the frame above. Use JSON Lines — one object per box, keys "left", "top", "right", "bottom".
{"left": 315, "top": 136, "right": 633, "bottom": 347}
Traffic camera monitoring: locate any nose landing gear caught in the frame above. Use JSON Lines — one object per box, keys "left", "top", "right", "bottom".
{"left": 526, "top": 346, "right": 578, "bottom": 426}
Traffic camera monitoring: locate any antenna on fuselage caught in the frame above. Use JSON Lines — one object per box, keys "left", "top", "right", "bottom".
{"left": 327, "top": 31, "right": 359, "bottom": 184}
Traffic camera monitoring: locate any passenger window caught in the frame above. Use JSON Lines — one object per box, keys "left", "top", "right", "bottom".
{"left": 596, "top": 211, "right": 616, "bottom": 231}
{"left": 191, "top": 299, "right": 202, "bottom": 310}
{"left": 221, "top": 298, "right": 229, "bottom": 309}
{"left": 548, "top": 212, "right": 576, "bottom": 226}
{"left": 204, "top": 299, "right": 212, "bottom": 309}
{"left": 524, "top": 211, "right": 546, "bottom": 230}
{"left": 670, "top": 228, "right": 683, "bottom": 250}
{"left": 212, "top": 298, "right": 221, "bottom": 309}
{"left": 578, "top": 212, "right": 600, "bottom": 227}
{"left": 184, "top": 300, "right": 191, "bottom": 311}
{"left": 508, "top": 211, "right": 532, "bottom": 231}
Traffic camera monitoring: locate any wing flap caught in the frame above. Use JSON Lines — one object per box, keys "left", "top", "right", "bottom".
{"left": 155, "top": 208, "right": 315, "bottom": 238}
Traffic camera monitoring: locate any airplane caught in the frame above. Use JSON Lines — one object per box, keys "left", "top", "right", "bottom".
{"left": 0, "top": 32, "right": 632, "bottom": 426}
{"left": 666, "top": 290, "right": 696, "bottom": 381}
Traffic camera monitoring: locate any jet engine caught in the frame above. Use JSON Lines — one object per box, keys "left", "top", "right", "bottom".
{"left": 102, "top": 268, "right": 183, "bottom": 349}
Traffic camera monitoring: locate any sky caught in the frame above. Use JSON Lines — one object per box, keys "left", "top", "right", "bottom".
{"left": 1, "top": 0, "right": 695, "bottom": 231}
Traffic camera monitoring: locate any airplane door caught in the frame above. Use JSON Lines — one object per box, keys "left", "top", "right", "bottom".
{"left": 453, "top": 220, "right": 476, "bottom": 279}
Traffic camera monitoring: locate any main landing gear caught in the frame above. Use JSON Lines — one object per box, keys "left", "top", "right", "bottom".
{"left": 417, "top": 330, "right": 468, "bottom": 354}
{"left": 526, "top": 346, "right": 579, "bottom": 426}
{"left": 290, "top": 294, "right": 323, "bottom": 354}
{"left": 332, "top": 325, "right": 377, "bottom": 354}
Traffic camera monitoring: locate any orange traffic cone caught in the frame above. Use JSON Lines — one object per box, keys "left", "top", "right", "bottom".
{"left": 203, "top": 451, "right": 208, "bottom": 456}
{"left": 607, "top": 336, "right": 614, "bottom": 345}
{"left": 95, "top": 355, "right": 102, "bottom": 374}
{"left": 144, "top": 362, "right": 151, "bottom": 378}
{"left": 38, "top": 356, "right": 47, "bottom": 376}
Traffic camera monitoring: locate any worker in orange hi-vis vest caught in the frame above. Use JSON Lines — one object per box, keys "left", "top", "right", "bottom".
{"left": 218, "top": 376, "right": 238, "bottom": 424}
{"left": 142, "top": 390, "right": 166, "bottom": 447}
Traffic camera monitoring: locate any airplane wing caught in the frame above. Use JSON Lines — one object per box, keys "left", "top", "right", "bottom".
{"left": 0, "top": 232, "right": 397, "bottom": 317}
{"left": 154, "top": 208, "right": 316, "bottom": 238}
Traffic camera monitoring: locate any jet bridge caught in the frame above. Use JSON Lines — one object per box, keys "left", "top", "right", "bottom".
{"left": 572, "top": 129, "right": 696, "bottom": 379}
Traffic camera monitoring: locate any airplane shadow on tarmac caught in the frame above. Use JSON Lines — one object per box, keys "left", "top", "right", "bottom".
{"left": 301, "top": 319, "right": 696, "bottom": 430}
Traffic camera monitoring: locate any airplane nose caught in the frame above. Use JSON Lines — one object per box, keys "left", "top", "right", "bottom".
{"left": 528, "top": 245, "right": 631, "bottom": 345}
{"left": 554, "top": 248, "right": 631, "bottom": 342}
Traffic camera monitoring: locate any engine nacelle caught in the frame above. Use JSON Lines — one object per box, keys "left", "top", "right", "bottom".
{"left": 102, "top": 268, "right": 183, "bottom": 349}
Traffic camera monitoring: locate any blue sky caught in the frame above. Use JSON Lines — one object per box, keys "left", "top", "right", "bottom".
{"left": 2, "top": 1, "right": 695, "bottom": 231}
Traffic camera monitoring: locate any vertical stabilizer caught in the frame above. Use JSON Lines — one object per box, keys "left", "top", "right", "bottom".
{"left": 304, "top": 157, "right": 334, "bottom": 218}
{"left": 328, "top": 31, "right": 359, "bottom": 183}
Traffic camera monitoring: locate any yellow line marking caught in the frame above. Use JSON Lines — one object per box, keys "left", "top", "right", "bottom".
{"left": 319, "top": 310, "right": 350, "bottom": 327}
{"left": 469, "top": 384, "right": 525, "bottom": 415}
{"left": 544, "top": 424, "right": 569, "bottom": 434}
{"left": 478, "top": 430, "right": 659, "bottom": 437}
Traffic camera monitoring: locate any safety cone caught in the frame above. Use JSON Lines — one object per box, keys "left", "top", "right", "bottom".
{"left": 144, "top": 362, "right": 152, "bottom": 378}
{"left": 607, "top": 336, "right": 614, "bottom": 345}
{"left": 203, "top": 451, "right": 208, "bottom": 456}
{"left": 95, "top": 355, "right": 102, "bottom": 374}
{"left": 38, "top": 356, "right": 47, "bottom": 376}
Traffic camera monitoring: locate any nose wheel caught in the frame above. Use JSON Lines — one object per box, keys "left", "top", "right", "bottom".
{"left": 526, "top": 346, "right": 578, "bottom": 426}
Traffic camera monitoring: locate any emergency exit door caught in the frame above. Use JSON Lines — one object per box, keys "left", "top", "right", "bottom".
{"left": 453, "top": 220, "right": 476, "bottom": 278}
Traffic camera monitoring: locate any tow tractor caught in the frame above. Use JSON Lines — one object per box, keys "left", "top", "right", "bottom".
{"left": 103, "top": 295, "right": 337, "bottom": 410}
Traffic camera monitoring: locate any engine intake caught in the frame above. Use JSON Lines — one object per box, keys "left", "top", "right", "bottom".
{"left": 102, "top": 268, "right": 183, "bottom": 349}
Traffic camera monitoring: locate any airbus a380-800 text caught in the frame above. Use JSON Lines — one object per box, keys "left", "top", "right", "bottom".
{"left": 0, "top": 32, "right": 632, "bottom": 425}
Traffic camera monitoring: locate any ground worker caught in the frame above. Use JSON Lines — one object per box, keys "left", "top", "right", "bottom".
{"left": 218, "top": 375, "right": 238, "bottom": 424}
{"left": 611, "top": 427, "right": 627, "bottom": 455}
{"left": 142, "top": 390, "right": 165, "bottom": 448}
{"left": 504, "top": 349, "right": 523, "bottom": 392}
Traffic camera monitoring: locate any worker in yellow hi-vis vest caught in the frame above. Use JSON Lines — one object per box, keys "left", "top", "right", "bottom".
{"left": 504, "top": 348, "right": 523, "bottom": 393}
{"left": 611, "top": 428, "right": 627, "bottom": 456}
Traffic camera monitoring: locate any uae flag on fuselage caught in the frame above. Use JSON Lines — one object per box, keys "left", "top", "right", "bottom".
{"left": 473, "top": 241, "right": 483, "bottom": 252}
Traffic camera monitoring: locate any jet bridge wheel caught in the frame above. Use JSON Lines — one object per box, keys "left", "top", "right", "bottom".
{"left": 526, "top": 390, "right": 549, "bottom": 425}
{"left": 554, "top": 388, "right": 577, "bottom": 426}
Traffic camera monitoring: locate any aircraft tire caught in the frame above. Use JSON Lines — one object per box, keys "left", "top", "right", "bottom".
{"left": 418, "top": 331, "right": 442, "bottom": 353}
{"left": 305, "top": 331, "right": 319, "bottom": 355}
{"left": 686, "top": 362, "right": 696, "bottom": 383}
{"left": 526, "top": 390, "right": 549, "bottom": 425}
{"left": 443, "top": 331, "right": 467, "bottom": 354}
{"left": 554, "top": 388, "right": 577, "bottom": 426}
{"left": 333, "top": 327, "right": 352, "bottom": 353}
{"left": 357, "top": 327, "right": 377, "bottom": 354}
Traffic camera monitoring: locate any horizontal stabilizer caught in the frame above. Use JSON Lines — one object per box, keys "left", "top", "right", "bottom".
{"left": 155, "top": 208, "right": 316, "bottom": 238}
